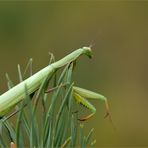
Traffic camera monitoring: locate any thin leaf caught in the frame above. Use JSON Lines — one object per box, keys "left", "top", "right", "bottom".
{"left": 85, "top": 128, "right": 94, "bottom": 146}
{"left": 80, "top": 124, "right": 86, "bottom": 148}
{"left": 17, "top": 64, "right": 23, "bottom": 82}
{"left": 23, "top": 58, "right": 33, "bottom": 78}
{"left": 48, "top": 52, "right": 55, "bottom": 64}
{"left": 70, "top": 114, "right": 77, "bottom": 147}
{"left": 5, "top": 73, "right": 14, "bottom": 89}
{"left": 33, "top": 70, "right": 55, "bottom": 114}
{"left": 61, "top": 136, "right": 71, "bottom": 148}
{"left": 3, "top": 119, "right": 16, "bottom": 143}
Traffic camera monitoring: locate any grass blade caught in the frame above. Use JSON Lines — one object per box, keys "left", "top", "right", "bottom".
{"left": 5, "top": 73, "right": 14, "bottom": 90}
{"left": 85, "top": 128, "right": 94, "bottom": 146}
{"left": 17, "top": 64, "right": 23, "bottom": 82}
{"left": 23, "top": 58, "right": 33, "bottom": 78}
{"left": 70, "top": 114, "right": 77, "bottom": 147}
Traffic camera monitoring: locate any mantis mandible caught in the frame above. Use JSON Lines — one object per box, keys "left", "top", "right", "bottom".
{"left": 0, "top": 47, "right": 110, "bottom": 121}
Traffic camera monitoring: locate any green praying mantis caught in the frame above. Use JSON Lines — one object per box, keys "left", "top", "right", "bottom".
{"left": 0, "top": 47, "right": 111, "bottom": 121}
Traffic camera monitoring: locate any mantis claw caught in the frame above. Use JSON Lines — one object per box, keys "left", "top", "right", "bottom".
{"left": 78, "top": 113, "right": 95, "bottom": 121}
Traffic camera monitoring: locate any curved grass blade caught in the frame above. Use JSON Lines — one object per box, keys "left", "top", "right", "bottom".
{"left": 33, "top": 70, "right": 55, "bottom": 114}
{"left": 54, "top": 83, "right": 73, "bottom": 147}
{"left": 85, "top": 128, "right": 94, "bottom": 146}
{"left": 90, "top": 139, "right": 96, "bottom": 147}
{"left": 70, "top": 114, "right": 77, "bottom": 147}
{"left": 55, "top": 63, "right": 74, "bottom": 146}
{"left": 54, "top": 108, "right": 67, "bottom": 147}
{"left": 80, "top": 124, "right": 85, "bottom": 148}
{"left": 23, "top": 58, "right": 33, "bottom": 78}
{"left": 0, "top": 134, "right": 6, "bottom": 147}
{"left": 3, "top": 119, "right": 16, "bottom": 143}
{"left": 48, "top": 52, "right": 55, "bottom": 64}
{"left": 43, "top": 65, "right": 70, "bottom": 147}
{"left": 17, "top": 64, "right": 23, "bottom": 82}
{"left": 61, "top": 136, "right": 71, "bottom": 148}
{"left": 5, "top": 73, "right": 14, "bottom": 90}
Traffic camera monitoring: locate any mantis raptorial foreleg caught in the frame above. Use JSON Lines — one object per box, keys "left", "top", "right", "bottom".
{"left": 73, "top": 86, "right": 111, "bottom": 121}
{"left": 46, "top": 83, "right": 111, "bottom": 122}
{"left": 72, "top": 86, "right": 115, "bottom": 129}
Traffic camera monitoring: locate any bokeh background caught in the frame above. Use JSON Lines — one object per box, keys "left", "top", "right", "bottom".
{"left": 0, "top": 1, "right": 148, "bottom": 147}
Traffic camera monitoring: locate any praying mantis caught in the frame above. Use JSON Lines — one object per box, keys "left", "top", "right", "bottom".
{"left": 0, "top": 47, "right": 110, "bottom": 121}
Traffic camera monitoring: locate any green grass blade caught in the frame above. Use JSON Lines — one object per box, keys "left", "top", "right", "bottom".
{"left": 80, "top": 124, "right": 86, "bottom": 148}
{"left": 54, "top": 63, "right": 74, "bottom": 146}
{"left": 48, "top": 52, "right": 55, "bottom": 64}
{"left": 23, "top": 58, "right": 33, "bottom": 78}
{"left": 16, "top": 103, "right": 25, "bottom": 147}
{"left": 54, "top": 84, "right": 73, "bottom": 146}
{"left": 45, "top": 118, "right": 52, "bottom": 148}
{"left": 85, "top": 128, "right": 94, "bottom": 146}
{"left": 24, "top": 85, "right": 39, "bottom": 147}
{"left": 33, "top": 71, "right": 55, "bottom": 114}
{"left": 57, "top": 64, "right": 70, "bottom": 85}
{"left": 17, "top": 64, "right": 23, "bottom": 82}
{"left": 90, "top": 139, "right": 96, "bottom": 147}
{"left": 0, "top": 133, "right": 7, "bottom": 147}
{"left": 60, "top": 63, "right": 74, "bottom": 146}
{"left": 5, "top": 73, "right": 14, "bottom": 90}
{"left": 70, "top": 114, "right": 77, "bottom": 147}
{"left": 3, "top": 119, "right": 16, "bottom": 143}
{"left": 43, "top": 65, "right": 70, "bottom": 147}
{"left": 61, "top": 136, "right": 71, "bottom": 148}
{"left": 54, "top": 108, "right": 67, "bottom": 147}
{"left": 55, "top": 83, "right": 73, "bottom": 126}
{"left": 21, "top": 112, "right": 30, "bottom": 137}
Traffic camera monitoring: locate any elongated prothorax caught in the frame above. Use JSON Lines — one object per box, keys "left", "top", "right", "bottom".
{"left": 0, "top": 47, "right": 92, "bottom": 117}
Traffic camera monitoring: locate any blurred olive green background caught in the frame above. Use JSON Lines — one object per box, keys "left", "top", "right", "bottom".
{"left": 0, "top": 1, "right": 148, "bottom": 147}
